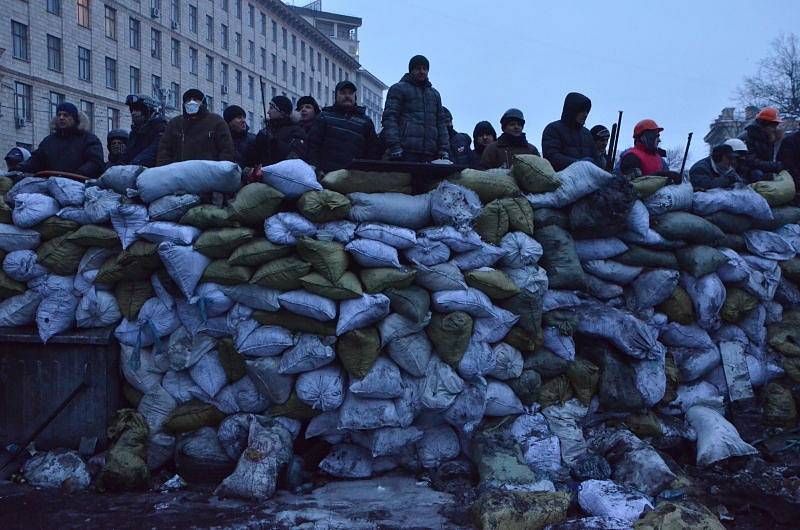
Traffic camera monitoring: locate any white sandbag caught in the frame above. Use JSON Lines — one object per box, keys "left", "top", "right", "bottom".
{"left": 189, "top": 283, "right": 233, "bottom": 317}
{"left": 29, "top": 273, "right": 74, "bottom": 296}
{"left": 338, "top": 391, "right": 402, "bottom": 430}
{"left": 353, "top": 426, "right": 424, "bottom": 457}
{"left": 138, "top": 383, "right": 177, "bottom": 433}
{"left": 574, "top": 238, "right": 628, "bottom": 261}
{"left": 83, "top": 187, "right": 122, "bottom": 223}
{"left": 0, "top": 224, "right": 41, "bottom": 252}
{"left": 166, "top": 327, "right": 215, "bottom": 371}
{"left": 56, "top": 206, "right": 93, "bottom": 225}
{"left": 97, "top": 165, "right": 143, "bottom": 194}
{"left": 458, "top": 340, "right": 497, "bottom": 382}
{"left": 74, "top": 247, "right": 115, "bottom": 294}
{"left": 136, "top": 160, "right": 241, "bottom": 203}
{"left": 471, "top": 306, "right": 520, "bottom": 343}
{"left": 626, "top": 200, "right": 650, "bottom": 237}
{"left": 21, "top": 450, "right": 91, "bottom": 490}
{"left": 744, "top": 229, "right": 796, "bottom": 260}
{"left": 404, "top": 238, "right": 450, "bottom": 266}
{"left": 0, "top": 290, "right": 42, "bottom": 327}
{"left": 419, "top": 226, "right": 483, "bottom": 252}
{"left": 717, "top": 248, "right": 751, "bottom": 283}
{"left": 188, "top": 350, "right": 227, "bottom": 397}
{"left": 246, "top": 356, "right": 294, "bottom": 404}
{"left": 317, "top": 220, "right": 356, "bottom": 243}
{"left": 644, "top": 180, "right": 693, "bottom": 215}
{"left": 673, "top": 345, "right": 720, "bottom": 382}
{"left": 414, "top": 262, "right": 467, "bottom": 291}
{"left": 585, "top": 273, "right": 624, "bottom": 300}
{"left": 137, "top": 221, "right": 200, "bottom": 246}
{"left": 319, "top": 444, "right": 373, "bottom": 479}
{"left": 378, "top": 312, "right": 430, "bottom": 346}
{"left": 3, "top": 250, "right": 47, "bottom": 281}
{"left": 543, "top": 327, "right": 576, "bottom": 361}
{"left": 114, "top": 297, "right": 179, "bottom": 349}
{"left": 484, "top": 379, "right": 524, "bottom": 416}
{"left": 421, "top": 357, "right": 465, "bottom": 410}
{"left": 235, "top": 322, "right": 294, "bottom": 357}
{"left": 296, "top": 365, "right": 345, "bottom": 411}
{"left": 7, "top": 176, "right": 49, "bottom": 202}
{"left": 543, "top": 399, "right": 588, "bottom": 465}
{"left": 386, "top": 331, "right": 433, "bottom": 377}
{"left": 336, "top": 293, "right": 390, "bottom": 336}
{"left": 162, "top": 370, "right": 204, "bottom": 403}
{"left": 417, "top": 425, "right": 460, "bottom": 469}
{"left": 46, "top": 177, "right": 85, "bottom": 207}
{"left": 148, "top": 194, "right": 200, "bottom": 221}
{"left": 349, "top": 356, "right": 404, "bottom": 398}
{"left": 278, "top": 334, "right": 335, "bottom": 374}
{"left": 262, "top": 159, "right": 321, "bottom": 198}
{"left": 394, "top": 374, "right": 424, "bottom": 428}
{"left": 583, "top": 260, "right": 642, "bottom": 285}
{"left": 500, "top": 232, "right": 543, "bottom": 268}
{"left": 228, "top": 375, "right": 270, "bottom": 413}
{"left": 628, "top": 269, "right": 680, "bottom": 310}
{"left": 577, "top": 479, "right": 653, "bottom": 523}
{"left": 686, "top": 405, "right": 758, "bottom": 466}
{"left": 526, "top": 161, "right": 615, "bottom": 208}
{"left": 430, "top": 181, "right": 482, "bottom": 228}
{"left": 220, "top": 284, "right": 280, "bottom": 312}
{"left": 660, "top": 323, "right": 715, "bottom": 349}
{"left": 451, "top": 242, "right": 507, "bottom": 270}
{"left": 692, "top": 187, "right": 773, "bottom": 221}
{"left": 12, "top": 193, "right": 60, "bottom": 228}
{"left": 264, "top": 212, "right": 316, "bottom": 245}
{"left": 443, "top": 384, "right": 486, "bottom": 434}
{"left": 575, "top": 303, "right": 664, "bottom": 360}
{"left": 355, "top": 222, "right": 417, "bottom": 249}
{"left": 36, "top": 288, "right": 79, "bottom": 343}
{"left": 543, "top": 290, "right": 583, "bottom": 311}
{"left": 345, "top": 238, "right": 401, "bottom": 268}
{"left": 739, "top": 305, "right": 767, "bottom": 345}
{"left": 120, "top": 345, "right": 164, "bottom": 393}
{"left": 432, "top": 288, "right": 496, "bottom": 318}
{"left": 488, "top": 343, "right": 524, "bottom": 380}
{"left": 672, "top": 381, "right": 723, "bottom": 412}
{"left": 277, "top": 289, "right": 337, "bottom": 321}
{"left": 681, "top": 273, "right": 726, "bottom": 330}
{"left": 109, "top": 203, "right": 149, "bottom": 249}
{"left": 76, "top": 287, "right": 122, "bottom": 328}
{"left": 158, "top": 242, "right": 212, "bottom": 299}
{"left": 777, "top": 224, "right": 800, "bottom": 252}
{"left": 348, "top": 192, "right": 432, "bottom": 229}
{"left": 742, "top": 255, "right": 781, "bottom": 301}
{"left": 619, "top": 227, "right": 678, "bottom": 248}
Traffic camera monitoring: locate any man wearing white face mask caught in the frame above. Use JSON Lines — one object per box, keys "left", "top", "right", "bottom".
{"left": 157, "top": 88, "right": 236, "bottom": 166}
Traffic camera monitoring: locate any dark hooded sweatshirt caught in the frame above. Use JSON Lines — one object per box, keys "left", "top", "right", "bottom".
{"left": 541, "top": 92, "right": 601, "bottom": 171}
{"left": 157, "top": 103, "right": 236, "bottom": 166}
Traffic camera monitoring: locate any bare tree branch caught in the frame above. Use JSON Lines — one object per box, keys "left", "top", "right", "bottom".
{"left": 737, "top": 33, "right": 800, "bottom": 119}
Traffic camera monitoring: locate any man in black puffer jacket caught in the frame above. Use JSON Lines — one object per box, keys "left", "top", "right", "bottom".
{"left": 251, "top": 95, "right": 306, "bottom": 166}
{"left": 124, "top": 94, "right": 166, "bottom": 167}
{"left": 224, "top": 104, "right": 257, "bottom": 167}
{"left": 382, "top": 55, "right": 450, "bottom": 162}
{"left": 306, "top": 80, "right": 379, "bottom": 174}
{"left": 542, "top": 92, "right": 602, "bottom": 171}
{"left": 442, "top": 107, "right": 472, "bottom": 166}
{"left": 21, "top": 102, "right": 104, "bottom": 178}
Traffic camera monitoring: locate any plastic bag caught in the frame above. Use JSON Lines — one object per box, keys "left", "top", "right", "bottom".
{"left": 136, "top": 160, "right": 241, "bottom": 203}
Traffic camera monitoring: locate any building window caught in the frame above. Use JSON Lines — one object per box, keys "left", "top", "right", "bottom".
{"left": 170, "top": 82, "right": 180, "bottom": 109}
{"left": 221, "top": 24, "right": 228, "bottom": 50}
{"left": 151, "top": 29, "right": 162, "bottom": 59}
{"left": 189, "top": 47, "right": 198, "bottom": 75}
{"left": 248, "top": 75, "right": 254, "bottom": 100}
{"left": 309, "top": 76, "right": 314, "bottom": 93}
{"left": 49, "top": 91, "right": 65, "bottom": 119}
{"left": 248, "top": 40, "right": 254, "bottom": 63}
{"left": 271, "top": 54, "right": 277, "bottom": 75}
{"left": 235, "top": 32, "right": 241, "bottom": 57}
{"left": 248, "top": 4, "right": 254, "bottom": 27}
{"left": 188, "top": 5, "right": 197, "bottom": 32}
{"left": 325, "top": 58, "right": 329, "bottom": 77}
{"left": 271, "top": 20, "right": 277, "bottom": 43}
{"left": 282, "top": 60, "right": 287, "bottom": 81}
{"left": 78, "top": 46, "right": 91, "bottom": 81}
{"left": 235, "top": 0, "right": 241, "bottom": 19}
{"left": 108, "top": 107, "right": 120, "bottom": 131}
{"left": 339, "top": 67, "right": 343, "bottom": 82}
{"left": 104, "top": 5, "right": 117, "bottom": 40}
{"left": 130, "top": 66, "right": 141, "bottom": 94}
{"left": 317, "top": 52, "right": 321, "bottom": 72}
{"left": 260, "top": 13, "right": 266, "bottom": 35}
{"left": 171, "top": 38, "right": 180, "bottom": 67}
{"left": 11, "top": 21, "right": 29, "bottom": 61}
{"left": 309, "top": 45, "right": 314, "bottom": 66}
{"left": 317, "top": 81, "right": 321, "bottom": 100}
{"left": 206, "top": 96, "right": 214, "bottom": 112}
{"left": 221, "top": 63, "right": 229, "bottom": 87}
{"left": 317, "top": 20, "right": 334, "bottom": 37}
{"left": 105, "top": 57, "right": 117, "bottom": 90}
{"left": 301, "top": 41, "right": 305, "bottom": 62}
{"left": 77, "top": 0, "right": 90, "bottom": 28}
{"left": 291, "top": 66, "right": 296, "bottom": 87}
{"left": 81, "top": 100, "right": 94, "bottom": 132}
{"left": 206, "top": 15, "right": 214, "bottom": 43}
{"left": 325, "top": 85, "right": 329, "bottom": 106}
{"left": 235, "top": 69, "right": 242, "bottom": 94}
{"left": 151, "top": 74, "right": 162, "bottom": 99}
{"left": 271, "top": 86, "right": 277, "bottom": 99}
{"left": 129, "top": 18, "right": 141, "bottom": 49}
{"left": 291, "top": 34, "right": 296, "bottom": 55}
{"left": 221, "top": 0, "right": 228, "bottom": 11}
{"left": 47, "top": 0, "right": 61, "bottom": 16}
{"left": 170, "top": 0, "right": 180, "bottom": 25}
{"left": 206, "top": 55, "right": 214, "bottom": 81}
{"left": 282, "top": 28, "right": 287, "bottom": 49}
{"left": 15, "top": 82, "right": 32, "bottom": 121}
{"left": 301, "top": 72, "right": 305, "bottom": 92}
{"left": 260, "top": 47, "right": 266, "bottom": 70}
{"left": 47, "top": 35, "right": 62, "bottom": 72}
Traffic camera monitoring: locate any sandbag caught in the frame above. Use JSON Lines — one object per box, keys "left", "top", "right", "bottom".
{"left": 686, "top": 405, "right": 757, "bottom": 465}
{"left": 414, "top": 262, "right": 467, "bottom": 291}
{"left": 421, "top": 357, "right": 465, "bottom": 410}
{"left": 137, "top": 222, "right": 201, "bottom": 246}
{"left": 35, "top": 217, "right": 79, "bottom": 241}
{"left": 321, "top": 169, "right": 412, "bottom": 194}
{"left": 336, "top": 293, "right": 390, "bottom": 336}
{"left": 451, "top": 242, "right": 507, "bottom": 270}
{"left": 36, "top": 288, "right": 79, "bottom": 343}
{"left": 228, "top": 183, "right": 284, "bottom": 226}
{"left": 0, "top": 224, "right": 41, "bottom": 252}
{"left": 261, "top": 159, "right": 322, "bottom": 198}
{"left": 404, "top": 237, "right": 450, "bottom": 266}
{"left": 751, "top": 170, "right": 795, "bottom": 206}
{"left": 575, "top": 303, "right": 664, "bottom": 360}
{"left": 527, "top": 161, "right": 614, "bottom": 208}
{"left": 0, "top": 290, "right": 42, "bottom": 327}
{"left": 651, "top": 211, "right": 724, "bottom": 244}
{"left": 643, "top": 180, "right": 693, "bottom": 215}
{"left": 194, "top": 228, "right": 255, "bottom": 259}
{"left": 180, "top": 205, "right": 238, "bottom": 229}
{"left": 473, "top": 200, "right": 509, "bottom": 245}
{"left": 299, "top": 271, "right": 362, "bottom": 300}
{"left": 568, "top": 175, "right": 636, "bottom": 238}
{"left": 583, "top": 259, "right": 642, "bottom": 285}
{"left": 682, "top": 274, "right": 726, "bottom": 330}
{"left": 693, "top": 187, "right": 774, "bottom": 221}
{"left": 228, "top": 240, "right": 290, "bottom": 267}
{"left": 13, "top": 193, "right": 61, "bottom": 228}
{"left": 136, "top": 160, "right": 241, "bottom": 203}
{"left": 250, "top": 257, "right": 311, "bottom": 291}
{"left": 536, "top": 225, "right": 585, "bottom": 290}
{"left": 66, "top": 225, "right": 121, "bottom": 248}
{"left": 348, "top": 192, "right": 432, "bottom": 229}
{"left": 97, "top": 165, "right": 144, "bottom": 194}
{"left": 277, "top": 289, "right": 337, "bottom": 321}
{"left": 83, "top": 187, "right": 122, "bottom": 223}
{"left": 429, "top": 180, "right": 482, "bottom": 229}
{"left": 109, "top": 204, "right": 149, "bottom": 250}
{"left": 418, "top": 226, "right": 482, "bottom": 253}
{"left": 148, "top": 194, "right": 200, "bottom": 221}
{"left": 3, "top": 250, "right": 47, "bottom": 282}
{"left": 157, "top": 242, "right": 212, "bottom": 299}
{"left": 616, "top": 245, "right": 678, "bottom": 269}
{"left": 744, "top": 229, "right": 796, "bottom": 260}
{"left": 115, "top": 280, "right": 154, "bottom": 320}
{"left": 37, "top": 234, "right": 84, "bottom": 275}
{"left": 450, "top": 168, "right": 519, "bottom": 202}
{"left": 512, "top": 154, "right": 560, "bottom": 193}
{"left": 264, "top": 212, "right": 316, "bottom": 245}
{"left": 629, "top": 269, "right": 680, "bottom": 311}
{"left": 721, "top": 287, "right": 759, "bottom": 323}
{"left": 296, "top": 365, "right": 345, "bottom": 411}
{"left": 465, "top": 268, "right": 520, "bottom": 299}
{"left": 574, "top": 238, "right": 628, "bottom": 262}
{"left": 676, "top": 245, "right": 727, "bottom": 277}
{"left": 278, "top": 334, "right": 335, "bottom": 375}
{"left": 631, "top": 175, "right": 669, "bottom": 197}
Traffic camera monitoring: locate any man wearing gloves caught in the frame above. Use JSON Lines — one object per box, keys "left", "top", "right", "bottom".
{"left": 156, "top": 88, "right": 236, "bottom": 166}
{"left": 382, "top": 55, "right": 450, "bottom": 162}
{"left": 480, "top": 108, "right": 540, "bottom": 169}
{"left": 541, "top": 92, "right": 602, "bottom": 171}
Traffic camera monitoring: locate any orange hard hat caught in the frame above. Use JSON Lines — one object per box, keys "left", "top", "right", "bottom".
{"left": 633, "top": 119, "right": 664, "bottom": 138}
{"left": 755, "top": 107, "right": 782, "bottom": 124}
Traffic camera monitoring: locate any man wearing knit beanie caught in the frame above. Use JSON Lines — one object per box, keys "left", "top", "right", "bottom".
{"left": 20, "top": 101, "right": 104, "bottom": 178}
{"left": 382, "top": 54, "right": 449, "bottom": 162}
{"left": 469, "top": 121, "right": 497, "bottom": 168}
{"left": 590, "top": 124, "right": 611, "bottom": 168}
{"left": 223, "top": 105, "right": 257, "bottom": 167}
{"left": 251, "top": 94, "right": 306, "bottom": 164}
{"left": 296, "top": 95, "right": 320, "bottom": 133}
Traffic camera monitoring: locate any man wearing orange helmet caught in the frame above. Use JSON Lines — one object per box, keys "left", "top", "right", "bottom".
{"left": 618, "top": 119, "right": 672, "bottom": 179}
{"left": 737, "top": 107, "right": 784, "bottom": 179}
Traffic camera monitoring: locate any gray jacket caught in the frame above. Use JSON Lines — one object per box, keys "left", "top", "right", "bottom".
{"left": 382, "top": 73, "right": 449, "bottom": 157}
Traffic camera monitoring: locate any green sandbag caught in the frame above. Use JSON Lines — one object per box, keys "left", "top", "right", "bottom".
{"left": 122, "top": 383, "right": 143, "bottom": 407}
{"left": 474, "top": 200, "right": 509, "bottom": 245}
{"left": 217, "top": 338, "right": 247, "bottom": 383}
{"left": 0, "top": 270, "right": 25, "bottom": 300}
{"left": 360, "top": 267, "right": 416, "bottom": 293}
{"left": 471, "top": 491, "right": 570, "bottom": 530}
{"left": 768, "top": 322, "right": 800, "bottom": 357}
{"left": 155, "top": 269, "right": 184, "bottom": 298}
{"left": 566, "top": 359, "right": 599, "bottom": 406}
{"left": 300, "top": 271, "right": 363, "bottom": 300}
{"left": 180, "top": 205, "right": 239, "bottom": 228}
{"left": 163, "top": 400, "right": 227, "bottom": 435}
{"left": 426, "top": 312, "right": 473, "bottom": 367}
{"left": 321, "top": 169, "right": 412, "bottom": 194}
{"left": 37, "top": 233, "right": 84, "bottom": 275}
{"left": 782, "top": 356, "right": 800, "bottom": 383}
{"left": 626, "top": 411, "right": 663, "bottom": 438}
{"left": 253, "top": 310, "right": 337, "bottom": 336}
{"left": 538, "top": 375, "right": 573, "bottom": 408}
{"left": 115, "top": 280, "right": 154, "bottom": 321}
{"left": 95, "top": 253, "right": 126, "bottom": 284}
{"left": 676, "top": 245, "right": 727, "bottom": 277}
{"left": 194, "top": 228, "right": 256, "bottom": 258}
{"left": 66, "top": 224, "right": 121, "bottom": 248}
{"left": 753, "top": 206, "right": 800, "bottom": 230}
{"left": 533, "top": 207, "right": 569, "bottom": 230}
{"left": 536, "top": 225, "right": 585, "bottom": 290}
{"left": 0, "top": 177, "right": 13, "bottom": 195}
{"left": 512, "top": 154, "right": 560, "bottom": 193}
{"left": 268, "top": 391, "right": 320, "bottom": 420}
{"left": 719, "top": 233, "right": 746, "bottom": 252}
{"left": 96, "top": 409, "right": 150, "bottom": 492}
{"left": 658, "top": 286, "right": 695, "bottom": 325}
{"left": 751, "top": 170, "right": 796, "bottom": 206}
{"left": 651, "top": 211, "right": 725, "bottom": 244}
{"left": 763, "top": 382, "right": 797, "bottom": 428}
{"left": 0, "top": 199, "right": 12, "bottom": 224}
{"left": 466, "top": 268, "right": 520, "bottom": 299}
{"left": 780, "top": 258, "right": 800, "bottom": 283}
{"left": 251, "top": 257, "right": 311, "bottom": 290}
{"left": 616, "top": 245, "right": 679, "bottom": 269}
{"left": 661, "top": 353, "right": 679, "bottom": 405}
{"left": 297, "top": 189, "right": 351, "bottom": 223}
{"left": 228, "top": 239, "right": 291, "bottom": 266}
{"left": 498, "top": 197, "right": 535, "bottom": 235}
{"left": 635, "top": 501, "right": 725, "bottom": 530}
{"left": 542, "top": 309, "right": 578, "bottom": 336}
{"left": 385, "top": 286, "right": 431, "bottom": 323}
{"left": 227, "top": 183, "right": 284, "bottom": 226}
{"left": 631, "top": 175, "right": 669, "bottom": 197}
{"left": 201, "top": 260, "right": 252, "bottom": 285}
{"left": 508, "top": 369, "right": 542, "bottom": 405}
{"left": 524, "top": 348, "right": 569, "bottom": 378}
{"left": 504, "top": 327, "right": 539, "bottom": 353}
{"left": 337, "top": 327, "right": 381, "bottom": 378}
{"left": 705, "top": 211, "right": 752, "bottom": 234}
{"left": 119, "top": 241, "right": 161, "bottom": 272}
{"left": 296, "top": 237, "right": 348, "bottom": 282}
{"left": 450, "top": 168, "right": 520, "bottom": 202}
{"left": 35, "top": 216, "right": 80, "bottom": 241}
{"left": 721, "top": 287, "right": 758, "bottom": 323}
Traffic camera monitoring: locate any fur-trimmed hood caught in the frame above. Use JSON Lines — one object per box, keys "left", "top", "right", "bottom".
{"left": 49, "top": 111, "right": 93, "bottom": 134}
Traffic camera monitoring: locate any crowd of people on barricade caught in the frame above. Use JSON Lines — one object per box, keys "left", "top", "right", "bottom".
{"left": 4, "top": 54, "right": 800, "bottom": 198}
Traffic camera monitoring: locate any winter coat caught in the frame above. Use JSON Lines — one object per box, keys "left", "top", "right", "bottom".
{"left": 21, "top": 117, "right": 104, "bottom": 178}
{"left": 618, "top": 144, "right": 668, "bottom": 176}
{"left": 778, "top": 131, "right": 800, "bottom": 191}
{"left": 252, "top": 113, "right": 307, "bottom": 166}
{"left": 306, "top": 104, "right": 379, "bottom": 174}
{"left": 541, "top": 92, "right": 601, "bottom": 171}
{"left": 739, "top": 124, "right": 779, "bottom": 164}
{"left": 382, "top": 73, "right": 449, "bottom": 158}
{"left": 480, "top": 133, "right": 540, "bottom": 169}
{"left": 689, "top": 156, "right": 740, "bottom": 191}
{"left": 468, "top": 144, "right": 487, "bottom": 169}
{"left": 448, "top": 129, "right": 472, "bottom": 166}
{"left": 126, "top": 115, "right": 167, "bottom": 167}
{"left": 231, "top": 129, "right": 257, "bottom": 167}
{"left": 156, "top": 106, "right": 236, "bottom": 166}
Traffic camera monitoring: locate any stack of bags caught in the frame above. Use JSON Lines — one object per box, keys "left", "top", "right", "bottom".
{"left": 1, "top": 156, "right": 798, "bottom": 518}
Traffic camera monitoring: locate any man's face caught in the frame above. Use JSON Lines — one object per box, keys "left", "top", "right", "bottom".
{"left": 108, "top": 139, "right": 127, "bottom": 156}
{"left": 475, "top": 133, "right": 495, "bottom": 148}
{"left": 55, "top": 111, "right": 75, "bottom": 130}
{"left": 130, "top": 106, "right": 147, "bottom": 127}
{"left": 336, "top": 88, "right": 356, "bottom": 109}
{"left": 268, "top": 104, "right": 283, "bottom": 120}
{"left": 299, "top": 104, "right": 317, "bottom": 121}
{"left": 595, "top": 137, "right": 609, "bottom": 153}
{"left": 411, "top": 65, "right": 429, "bottom": 83}
{"left": 576, "top": 110, "right": 589, "bottom": 127}
{"left": 229, "top": 115, "right": 247, "bottom": 134}
{"left": 503, "top": 119, "right": 523, "bottom": 136}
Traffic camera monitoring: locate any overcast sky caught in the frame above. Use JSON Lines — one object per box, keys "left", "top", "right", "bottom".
{"left": 318, "top": 0, "right": 800, "bottom": 163}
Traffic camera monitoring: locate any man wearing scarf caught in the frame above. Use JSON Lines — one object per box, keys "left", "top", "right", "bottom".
{"left": 480, "top": 108, "right": 540, "bottom": 169}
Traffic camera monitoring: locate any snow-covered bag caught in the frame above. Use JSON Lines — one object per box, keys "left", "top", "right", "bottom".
{"left": 644, "top": 180, "right": 693, "bottom": 215}
{"left": 12, "top": 193, "right": 60, "bottom": 228}
{"left": 296, "top": 365, "right": 345, "bottom": 411}
{"left": 742, "top": 255, "right": 781, "bottom": 301}
{"left": 500, "top": 232, "right": 543, "bottom": 268}
{"left": 443, "top": 384, "right": 486, "bottom": 434}
{"left": 262, "top": 159, "right": 321, "bottom": 198}
{"left": 74, "top": 248, "right": 115, "bottom": 294}
{"left": 136, "top": 221, "right": 200, "bottom": 246}
{"left": 148, "top": 194, "right": 200, "bottom": 221}
{"left": 47, "top": 177, "right": 85, "bottom": 207}
{"left": 0, "top": 224, "right": 41, "bottom": 252}
{"left": 3, "top": 250, "right": 47, "bottom": 281}
{"left": 166, "top": 327, "right": 215, "bottom": 371}
{"left": 418, "top": 226, "right": 483, "bottom": 252}
{"left": 76, "top": 287, "right": 122, "bottom": 328}
{"left": 189, "top": 283, "right": 233, "bottom": 317}
{"left": 348, "top": 192, "right": 432, "bottom": 230}
{"left": 336, "top": 293, "right": 390, "bottom": 336}
{"left": 430, "top": 181, "right": 482, "bottom": 229}
{"left": 136, "top": 160, "right": 241, "bottom": 203}
{"left": 345, "top": 239, "right": 401, "bottom": 268}
{"left": 110, "top": 203, "right": 149, "bottom": 249}
{"left": 574, "top": 303, "right": 664, "bottom": 360}
{"left": 264, "top": 212, "right": 316, "bottom": 245}
{"left": 83, "top": 187, "right": 122, "bottom": 223}
{"left": 158, "top": 242, "right": 212, "bottom": 299}
{"left": 355, "top": 223, "right": 417, "bottom": 249}
{"left": 404, "top": 238, "right": 450, "bottom": 266}
{"left": 527, "top": 161, "right": 614, "bottom": 208}
{"left": 162, "top": 370, "right": 204, "bottom": 404}
{"left": 188, "top": 351, "right": 228, "bottom": 397}
{"left": 278, "top": 334, "right": 335, "bottom": 374}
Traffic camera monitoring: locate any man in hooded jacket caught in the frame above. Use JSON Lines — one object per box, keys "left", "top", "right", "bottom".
{"left": 542, "top": 92, "right": 602, "bottom": 171}
{"left": 157, "top": 88, "right": 236, "bottom": 166}
{"left": 442, "top": 107, "right": 472, "bottom": 166}
{"left": 468, "top": 121, "right": 497, "bottom": 168}
{"left": 105, "top": 129, "right": 130, "bottom": 169}
{"left": 382, "top": 55, "right": 450, "bottom": 162}
{"left": 124, "top": 94, "right": 166, "bottom": 167}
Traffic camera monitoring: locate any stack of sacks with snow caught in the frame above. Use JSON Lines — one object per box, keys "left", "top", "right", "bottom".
{"left": 0, "top": 156, "right": 797, "bottom": 507}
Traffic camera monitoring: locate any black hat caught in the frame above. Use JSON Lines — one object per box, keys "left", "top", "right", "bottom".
{"left": 107, "top": 129, "right": 129, "bottom": 142}
{"left": 500, "top": 108, "right": 525, "bottom": 128}
{"left": 296, "top": 95, "right": 320, "bottom": 114}
{"left": 473, "top": 121, "right": 497, "bottom": 139}
{"left": 182, "top": 88, "right": 205, "bottom": 102}
{"left": 590, "top": 125, "right": 611, "bottom": 140}
{"left": 711, "top": 143, "right": 735, "bottom": 162}
{"left": 408, "top": 55, "right": 430, "bottom": 72}
{"left": 335, "top": 80, "right": 357, "bottom": 93}
{"left": 56, "top": 102, "right": 79, "bottom": 123}
{"left": 270, "top": 95, "right": 292, "bottom": 116}
{"left": 223, "top": 105, "right": 246, "bottom": 123}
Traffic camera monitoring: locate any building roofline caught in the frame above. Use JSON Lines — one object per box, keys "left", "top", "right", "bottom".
{"left": 290, "top": 6, "right": 362, "bottom": 26}
{"left": 358, "top": 68, "right": 388, "bottom": 91}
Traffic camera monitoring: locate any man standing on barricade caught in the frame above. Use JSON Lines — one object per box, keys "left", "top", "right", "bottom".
{"left": 542, "top": 92, "right": 602, "bottom": 171}
{"left": 124, "top": 94, "right": 166, "bottom": 167}
{"left": 480, "top": 108, "right": 539, "bottom": 169}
